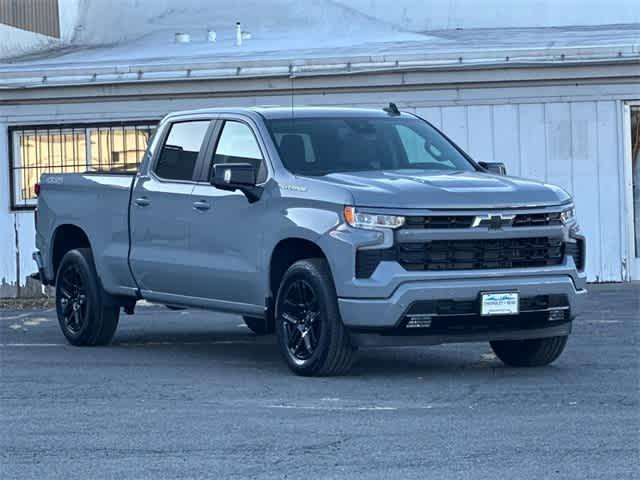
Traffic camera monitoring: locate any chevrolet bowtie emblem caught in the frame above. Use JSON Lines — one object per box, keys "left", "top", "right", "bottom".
{"left": 472, "top": 214, "right": 516, "bottom": 229}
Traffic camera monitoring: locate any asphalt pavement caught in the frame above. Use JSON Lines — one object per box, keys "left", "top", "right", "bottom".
{"left": 1, "top": 283, "right": 638, "bottom": 479}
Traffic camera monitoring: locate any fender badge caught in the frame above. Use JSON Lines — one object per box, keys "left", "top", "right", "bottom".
{"left": 280, "top": 184, "right": 307, "bottom": 192}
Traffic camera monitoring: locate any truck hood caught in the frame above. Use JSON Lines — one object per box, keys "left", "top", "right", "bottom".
{"left": 310, "top": 170, "right": 571, "bottom": 209}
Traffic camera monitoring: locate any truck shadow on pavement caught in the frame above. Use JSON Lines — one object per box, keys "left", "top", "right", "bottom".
{"left": 108, "top": 327, "right": 567, "bottom": 380}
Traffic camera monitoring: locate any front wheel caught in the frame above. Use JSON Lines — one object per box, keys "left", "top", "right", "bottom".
{"left": 55, "top": 248, "right": 119, "bottom": 346}
{"left": 490, "top": 336, "right": 568, "bottom": 367}
{"left": 275, "top": 258, "right": 356, "bottom": 376}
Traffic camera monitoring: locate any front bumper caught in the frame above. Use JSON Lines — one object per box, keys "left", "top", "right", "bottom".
{"left": 338, "top": 274, "right": 586, "bottom": 345}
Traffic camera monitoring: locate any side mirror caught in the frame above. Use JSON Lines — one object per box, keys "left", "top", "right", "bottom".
{"left": 211, "top": 163, "right": 262, "bottom": 203}
{"left": 479, "top": 162, "right": 507, "bottom": 175}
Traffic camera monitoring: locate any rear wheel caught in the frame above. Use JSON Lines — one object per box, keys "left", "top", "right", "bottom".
{"left": 275, "top": 258, "right": 355, "bottom": 376}
{"left": 55, "top": 248, "right": 119, "bottom": 346}
{"left": 490, "top": 336, "right": 568, "bottom": 367}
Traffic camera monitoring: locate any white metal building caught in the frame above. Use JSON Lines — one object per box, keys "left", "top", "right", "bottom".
{"left": 1, "top": 1, "right": 639, "bottom": 296}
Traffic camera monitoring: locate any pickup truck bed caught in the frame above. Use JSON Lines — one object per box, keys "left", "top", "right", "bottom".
{"left": 36, "top": 172, "right": 138, "bottom": 297}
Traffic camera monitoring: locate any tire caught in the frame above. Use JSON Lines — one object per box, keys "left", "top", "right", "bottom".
{"left": 55, "top": 248, "right": 120, "bottom": 346}
{"left": 242, "top": 315, "right": 274, "bottom": 335}
{"left": 275, "top": 258, "right": 356, "bottom": 376}
{"left": 490, "top": 336, "right": 568, "bottom": 367}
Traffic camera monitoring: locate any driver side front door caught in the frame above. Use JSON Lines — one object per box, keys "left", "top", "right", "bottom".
{"left": 188, "top": 117, "right": 270, "bottom": 313}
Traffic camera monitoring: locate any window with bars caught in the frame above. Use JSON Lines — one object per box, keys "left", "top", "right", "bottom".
{"left": 9, "top": 122, "right": 157, "bottom": 210}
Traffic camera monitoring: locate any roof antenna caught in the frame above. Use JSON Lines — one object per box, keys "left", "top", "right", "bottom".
{"left": 290, "top": 64, "right": 295, "bottom": 122}
{"left": 383, "top": 102, "right": 400, "bottom": 115}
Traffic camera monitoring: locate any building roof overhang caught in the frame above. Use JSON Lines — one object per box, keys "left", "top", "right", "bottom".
{"left": 0, "top": 24, "right": 637, "bottom": 95}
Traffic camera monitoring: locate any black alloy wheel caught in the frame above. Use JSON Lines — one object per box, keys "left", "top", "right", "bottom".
{"left": 281, "top": 279, "right": 322, "bottom": 361}
{"left": 57, "top": 263, "right": 88, "bottom": 335}
{"left": 55, "top": 248, "right": 120, "bottom": 346}
{"left": 275, "top": 258, "right": 355, "bottom": 376}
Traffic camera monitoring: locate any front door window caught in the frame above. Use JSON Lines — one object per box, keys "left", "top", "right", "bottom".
{"left": 213, "top": 121, "right": 267, "bottom": 182}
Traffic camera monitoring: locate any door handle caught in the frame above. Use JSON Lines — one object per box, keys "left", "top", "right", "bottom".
{"left": 134, "top": 196, "right": 151, "bottom": 207}
{"left": 193, "top": 200, "right": 211, "bottom": 211}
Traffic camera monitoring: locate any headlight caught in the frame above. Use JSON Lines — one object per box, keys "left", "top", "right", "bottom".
{"left": 343, "top": 206, "right": 405, "bottom": 229}
{"left": 560, "top": 207, "right": 575, "bottom": 224}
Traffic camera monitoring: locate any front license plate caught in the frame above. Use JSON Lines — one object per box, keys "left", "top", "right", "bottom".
{"left": 481, "top": 292, "right": 519, "bottom": 316}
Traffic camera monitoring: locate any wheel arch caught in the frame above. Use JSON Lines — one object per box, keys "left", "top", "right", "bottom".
{"left": 51, "top": 224, "right": 92, "bottom": 280}
{"left": 269, "top": 237, "right": 331, "bottom": 299}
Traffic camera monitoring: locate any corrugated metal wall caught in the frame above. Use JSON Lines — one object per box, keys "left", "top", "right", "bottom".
{"left": 0, "top": 0, "right": 60, "bottom": 38}
{"left": 415, "top": 101, "right": 624, "bottom": 282}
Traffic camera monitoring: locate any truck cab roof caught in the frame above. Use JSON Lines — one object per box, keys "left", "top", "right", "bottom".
{"left": 163, "top": 106, "right": 412, "bottom": 121}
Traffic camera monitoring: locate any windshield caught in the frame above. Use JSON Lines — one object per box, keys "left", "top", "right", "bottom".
{"left": 266, "top": 116, "right": 477, "bottom": 176}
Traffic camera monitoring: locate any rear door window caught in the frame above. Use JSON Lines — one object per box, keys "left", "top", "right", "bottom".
{"left": 154, "top": 121, "right": 210, "bottom": 181}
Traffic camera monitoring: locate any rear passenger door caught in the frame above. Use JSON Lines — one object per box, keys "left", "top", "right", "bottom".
{"left": 129, "top": 118, "right": 213, "bottom": 298}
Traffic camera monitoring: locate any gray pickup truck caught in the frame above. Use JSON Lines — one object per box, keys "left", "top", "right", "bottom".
{"left": 33, "top": 105, "right": 586, "bottom": 376}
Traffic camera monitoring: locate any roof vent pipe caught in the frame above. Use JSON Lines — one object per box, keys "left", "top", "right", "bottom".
{"left": 236, "top": 22, "right": 242, "bottom": 46}
{"left": 175, "top": 32, "right": 191, "bottom": 43}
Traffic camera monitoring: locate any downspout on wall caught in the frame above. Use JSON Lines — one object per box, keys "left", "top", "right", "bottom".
{"left": 14, "top": 214, "right": 20, "bottom": 298}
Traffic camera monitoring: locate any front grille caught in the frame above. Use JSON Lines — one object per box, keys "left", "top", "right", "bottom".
{"left": 512, "top": 212, "right": 562, "bottom": 227}
{"left": 402, "top": 212, "right": 563, "bottom": 229}
{"left": 565, "top": 239, "right": 585, "bottom": 271}
{"left": 399, "top": 237, "right": 564, "bottom": 271}
{"left": 404, "top": 216, "right": 475, "bottom": 229}
{"left": 355, "top": 237, "right": 564, "bottom": 278}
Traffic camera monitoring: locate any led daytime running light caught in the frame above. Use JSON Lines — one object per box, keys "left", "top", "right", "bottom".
{"left": 343, "top": 207, "right": 405, "bottom": 229}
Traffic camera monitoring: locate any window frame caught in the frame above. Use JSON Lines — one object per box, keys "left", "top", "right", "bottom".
{"left": 200, "top": 117, "right": 271, "bottom": 185}
{"left": 148, "top": 119, "right": 215, "bottom": 184}
{"left": 8, "top": 120, "right": 158, "bottom": 211}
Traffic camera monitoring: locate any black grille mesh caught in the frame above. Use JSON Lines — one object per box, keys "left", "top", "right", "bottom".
{"left": 404, "top": 216, "right": 475, "bottom": 229}
{"left": 512, "top": 212, "right": 562, "bottom": 227}
{"left": 356, "top": 237, "right": 565, "bottom": 278}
